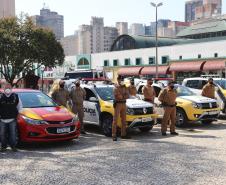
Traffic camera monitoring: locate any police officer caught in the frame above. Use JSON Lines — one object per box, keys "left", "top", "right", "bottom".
{"left": 142, "top": 78, "right": 156, "bottom": 103}
{"left": 70, "top": 80, "right": 86, "bottom": 134}
{"left": 51, "top": 80, "right": 70, "bottom": 107}
{"left": 158, "top": 81, "right": 178, "bottom": 136}
{"left": 0, "top": 83, "right": 22, "bottom": 152}
{"left": 128, "top": 79, "right": 137, "bottom": 97}
{"left": 112, "top": 75, "right": 130, "bottom": 141}
{"left": 201, "top": 78, "right": 215, "bottom": 99}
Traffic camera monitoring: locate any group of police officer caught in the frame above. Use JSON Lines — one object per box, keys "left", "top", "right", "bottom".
{"left": 51, "top": 76, "right": 216, "bottom": 142}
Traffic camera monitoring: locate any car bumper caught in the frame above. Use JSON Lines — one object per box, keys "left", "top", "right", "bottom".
{"left": 193, "top": 110, "right": 220, "bottom": 121}
{"left": 127, "top": 116, "right": 155, "bottom": 128}
{"left": 19, "top": 122, "right": 80, "bottom": 143}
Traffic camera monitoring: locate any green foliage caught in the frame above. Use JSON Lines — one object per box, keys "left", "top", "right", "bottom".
{"left": 0, "top": 15, "right": 65, "bottom": 86}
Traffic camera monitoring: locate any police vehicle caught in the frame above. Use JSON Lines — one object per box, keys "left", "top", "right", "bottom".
{"left": 136, "top": 81, "right": 220, "bottom": 127}
{"left": 65, "top": 80, "right": 158, "bottom": 136}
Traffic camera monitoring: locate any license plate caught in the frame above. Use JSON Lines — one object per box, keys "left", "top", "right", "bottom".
{"left": 57, "top": 127, "right": 71, "bottom": 134}
{"left": 208, "top": 111, "right": 219, "bottom": 115}
{"left": 142, "top": 118, "right": 152, "bottom": 122}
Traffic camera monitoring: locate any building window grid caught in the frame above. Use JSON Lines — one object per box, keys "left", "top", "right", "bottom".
{"left": 149, "top": 57, "right": 155, "bottom": 65}
{"left": 135, "top": 58, "right": 142, "bottom": 66}
{"left": 161, "top": 56, "right": 169, "bottom": 65}
{"left": 124, "top": 58, "right": 130, "bottom": 66}
{"left": 113, "top": 59, "right": 119, "bottom": 66}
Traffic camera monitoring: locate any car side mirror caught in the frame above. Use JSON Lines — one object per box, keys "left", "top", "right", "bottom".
{"left": 89, "top": 97, "right": 98, "bottom": 102}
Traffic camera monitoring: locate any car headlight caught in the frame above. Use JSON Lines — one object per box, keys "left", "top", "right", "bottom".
{"left": 72, "top": 116, "right": 79, "bottom": 123}
{"left": 22, "top": 116, "right": 48, "bottom": 125}
{"left": 192, "top": 102, "right": 202, "bottom": 109}
{"left": 127, "top": 108, "right": 135, "bottom": 115}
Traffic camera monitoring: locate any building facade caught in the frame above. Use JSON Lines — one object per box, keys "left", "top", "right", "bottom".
{"left": 32, "top": 8, "right": 64, "bottom": 40}
{"left": 129, "top": 23, "right": 145, "bottom": 35}
{"left": 0, "top": 0, "right": 15, "bottom": 18}
{"left": 60, "top": 34, "right": 79, "bottom": 56}
{"left": 185, "top": 0, "right": 203, "bottom": 22}
{"left": 91, "top": 17, "right": 104, "bottom": 53}
{"left": 116, "top": 22, "right": 128, "bottom": 35}
{"left": 104, "top": 27, "right": 118, "bottom": 52}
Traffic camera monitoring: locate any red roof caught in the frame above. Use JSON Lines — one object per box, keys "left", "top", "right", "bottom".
{"left": 118, "top": 67, "right": 143, "bottom": 76}
{"left": 140, "top": 66, "right": 169, "bottom": 75}
{"left": 169, "top": 61, "right": 205, "bottom": 72}
{"left": 202, "top": 60, "right": 226, "bottom": 71}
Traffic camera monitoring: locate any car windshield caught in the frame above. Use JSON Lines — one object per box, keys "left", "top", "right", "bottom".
{"left": 95, "top": 87, "right": 114, "bottom": 101}
{"left": 214, "top": 80, "right": 226, "bottom": 89}
{"left": 17, "top": 92, "right": 57, "bottom": 108}
{"left": 177, "top": 86, "right": 196, "bottom": 96}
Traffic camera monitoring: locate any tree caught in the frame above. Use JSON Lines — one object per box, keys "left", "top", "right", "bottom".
{"left": 0, "top": 15, "right": 65, "bottom": 86}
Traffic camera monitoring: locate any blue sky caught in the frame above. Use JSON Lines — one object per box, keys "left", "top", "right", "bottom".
{"left": 16, "top": 0, "right": 226, "bottom": 36}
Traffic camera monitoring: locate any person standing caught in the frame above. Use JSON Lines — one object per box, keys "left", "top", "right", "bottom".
{"left": 158, "top": 81, "right": 178, "bottom": 136}
{"left": 142, "top": 78, "right": 156, "bottom": 103}
{"left": 70, "top": 80, "right": 86, "bottom": 134}
{"left": 201, "top": 78, "right": 215, "bottom": 99}
{"left": 128, "top": 79, "right": 137, "bottom": 97}
{"left": 0, "top": 83, "right": 22, "bottom": 152}
{"left": 112, "top": 75, "right": 130, "bottom": 141}
{"left": 51, "top": 80, "right": 70, "bottom": 107}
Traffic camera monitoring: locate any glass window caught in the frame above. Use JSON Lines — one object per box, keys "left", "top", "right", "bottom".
{"left": 214, "top": 53, "right": 218, "bottom": 58}
{"left": 18, "top": 92, "right": 57, "bottom": 108}
{"left": 124, "top": 58, "right": 130, "bottom": 66}
{"left": 198, "top": 54, "right": 201, "bottom": 59}
{"left": 162, "top": 56, "right": 169, "bottom": 64}
{"left": 95, "top": 87, "right": 114, "bottom": 101}
{"left": 136, "top": 58, "right": 142, "bottom": 65}
{"left": 185, "top": 80, "right": 201, "bottom": 89}
{"left": 179, "top": 56, "right": 183, "bottom": 60}
{"left": 149, "top": 57, "right": 155, "bottom": 65}
{"left": 113, "top": 59, "right": 118, "bottom": 66}
{"left": 104, "top": 60, "right": 109, "bottom": 66}
{"left": 177, "top": 86, "right": 195, "bottom": 96}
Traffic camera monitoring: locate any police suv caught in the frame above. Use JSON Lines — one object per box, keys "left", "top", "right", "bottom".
{"left": 136, "top": 80, "right": 220, "bottom": 127}
{"left": 65, "top": 80, "right": 158, "bottom": 136}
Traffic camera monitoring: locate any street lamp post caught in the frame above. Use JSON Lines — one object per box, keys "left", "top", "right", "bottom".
{"left": 40, "top": 65, "right": 45, "bottom": 91}
{"left": 151, "top": 2, "right": 163, "bottom": 79}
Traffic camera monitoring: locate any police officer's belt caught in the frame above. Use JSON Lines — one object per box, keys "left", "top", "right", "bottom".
{"left": 162, "top": 104, "right": 176, "bottom": 107}
{"left": 144, "top": 98, "right": 152, "bottom": 102}
{"left": 115, "top": 100, "right": 126, "bottom": 104}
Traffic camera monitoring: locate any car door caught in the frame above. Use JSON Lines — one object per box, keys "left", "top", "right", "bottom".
{"left": 83, "top": 88, "right": 100, "bottom": 125}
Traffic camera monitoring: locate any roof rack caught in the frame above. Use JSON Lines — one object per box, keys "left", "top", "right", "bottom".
{"left": 201, "top": 75, "right": 220, "bottom": 78}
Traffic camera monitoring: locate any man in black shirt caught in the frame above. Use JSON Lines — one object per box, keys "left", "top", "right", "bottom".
{"left": 0, "top": 83, "right": 22, "bottom": 152}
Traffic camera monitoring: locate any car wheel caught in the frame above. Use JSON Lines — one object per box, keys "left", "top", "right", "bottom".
{"left": 201, "top": 120, "right": 213, "bottom": 125}
{"left": 101, "top": 115, "right": 113, "bottom": 137}
{"left": 176, "top": 109, "right": 187, "bottom": 127}
{"left": 139, "top": 126, "right": 153, "bottom": 132}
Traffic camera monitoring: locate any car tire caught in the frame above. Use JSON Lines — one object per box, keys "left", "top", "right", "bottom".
{"left": 101, "top": 114, "right": 113, "bottom": 137}
{"left": 176, "top": 109, "right": 187, "bottom": 127}
{"left": 139, "top": 126, "right": 153, "bottom": 132}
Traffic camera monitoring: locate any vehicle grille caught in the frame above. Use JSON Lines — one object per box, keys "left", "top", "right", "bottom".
{"left": 46, "top": 119, "right": 73, "bottom": 125}
{"left": 46, "top": 126, "right": 75, "bottom": 134}
{"left": 201, "top": 102, "right": 217, "bottom": 109}
{"left": 133, "top": 107, "right": 153, "bottom": 115}
{"left": 128, "top": 121, "right": 154, "bottom": 128}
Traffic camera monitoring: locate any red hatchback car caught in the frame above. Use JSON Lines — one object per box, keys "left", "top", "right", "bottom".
{"left": 7, "top": 89, "right": 80, "bottom": 143}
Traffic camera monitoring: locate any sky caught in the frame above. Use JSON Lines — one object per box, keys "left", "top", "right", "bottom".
{"left": 16, "top": 0, "right": 226, "bottom": 36}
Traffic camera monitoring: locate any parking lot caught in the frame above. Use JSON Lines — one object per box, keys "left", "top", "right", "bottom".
{"left": 1, "top": 120, "right": 226, "bottom": 185}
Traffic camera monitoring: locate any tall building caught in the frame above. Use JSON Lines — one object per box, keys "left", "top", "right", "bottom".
{"left": 60, "top": 34, "right": 78, "bottom": 56}
{"left": 78, "top": 25, "right": 92, "bottom": 54}
{"left": 104, "top": 27, "right": 118, "bottom": 51}
{"left": 130, "top": 23, "right": 145, "bottom": 35}
{"left": 116, "top": 22, "right": 128, "bottom": 35}
{"left": 91, "top": 17, "right": 104, "bottom": 53}
{"left": 185, "top": 0, "right": 203, "bottom": 22}
{"left": 196, "top": 0, "right": 222, "bottom": 19}
{"left": 32, "top": 8, "right": 64, "bottom": 40}
{"left": 0, "top": 0, "right": 15, "bottom": 18}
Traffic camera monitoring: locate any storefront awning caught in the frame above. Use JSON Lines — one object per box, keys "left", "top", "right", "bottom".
{"left": 203, "top": 60, "right": 226, "bottom": 71}
{"left": 140, "top": 66, "right": 169, "bottom": 75}
{"left": 169, "top": 61, "right": 205, "bottom": 72}
{"left": 118, "top": 67, "right": 143, "bottom": 76}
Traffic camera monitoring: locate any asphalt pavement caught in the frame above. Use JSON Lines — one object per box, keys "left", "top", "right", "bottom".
{"left": 1, "top": 120, "right": 226, "bottom": 185}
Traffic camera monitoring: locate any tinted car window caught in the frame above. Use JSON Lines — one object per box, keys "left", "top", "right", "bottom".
{"left": 185, "top": 80, "right": 201, "bottom": 89}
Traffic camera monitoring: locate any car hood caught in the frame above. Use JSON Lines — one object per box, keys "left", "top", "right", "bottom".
{"left": 178, "top": 96, "right": 216, "bottom": 103}
{"left": 20, "top": 106, "right": 74, "bottom": 121}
